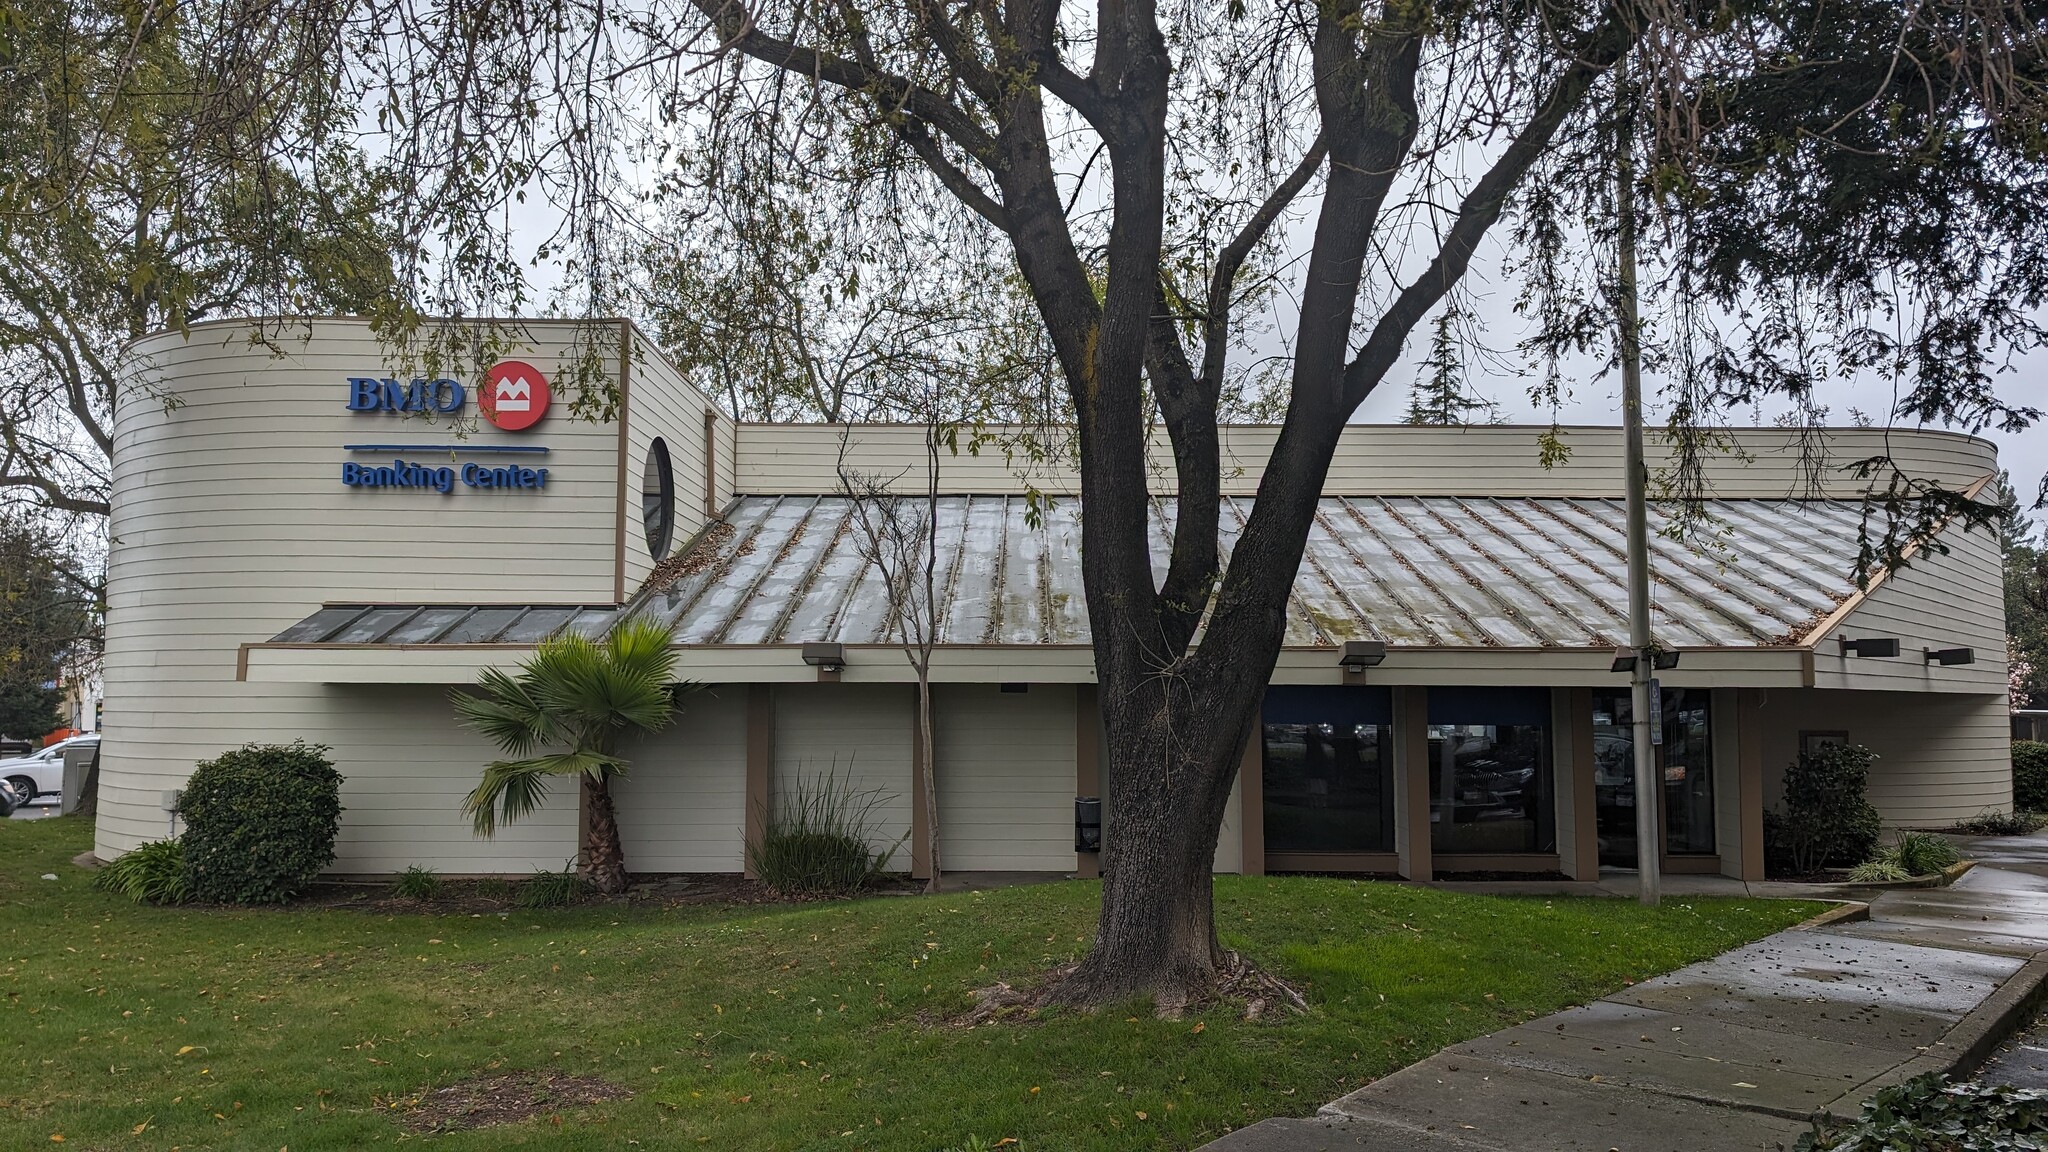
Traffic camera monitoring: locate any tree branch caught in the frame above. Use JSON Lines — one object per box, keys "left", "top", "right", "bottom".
{"left": 693, "top": 0, "right": 1002, "bottom": 166}
{"left": 1201, "top": 133, "right": 1327, "bottom": 391}
{"left": 1340, "top": 11, "right": 1637, "bottom": 408}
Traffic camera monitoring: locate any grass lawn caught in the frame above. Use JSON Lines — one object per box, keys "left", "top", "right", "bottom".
{"left": 0, "top": 817, "right": 1821, "bottom": 1151}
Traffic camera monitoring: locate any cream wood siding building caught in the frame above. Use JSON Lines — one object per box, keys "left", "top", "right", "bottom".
{"left": 99, "top": 317, "right": 2014, "bottom": 881}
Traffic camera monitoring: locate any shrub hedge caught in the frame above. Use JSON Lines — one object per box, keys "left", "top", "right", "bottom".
{"left": 179, "top": 742, "right": 343, "bottom": 904}
{"left": 2014, "top": 740, "right": 2048, "bottom": 812}
{"left": 1767, "top": 742, "right": 1882, "bottom": 876}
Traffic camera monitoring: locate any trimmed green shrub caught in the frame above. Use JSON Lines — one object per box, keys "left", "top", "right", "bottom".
{"left": 1894, "top": 830, "right": 1962, "bottom": 876}
{"left": 749, "top": 765, "right": 903, "bottom": 896}
{"left": 179, "top": 742, "right": 344, "bottom": 904}
{"left": 392, "top": 866, "right": 440, "bottom": 900}
{"left": 1797, "top": 1073, "right": 2048, "bottom": 1150}
{"left": 519, "top": 868, "right": 590, "bottom": 909}
{"left": 2014, "top": 740, "right": 2048, "bottom": 812}
{"left": 92, "top": 839, "right": 190, "bottom": 904}
{"left": 1767, "top": 743, "right": 1882, "bottom": 876}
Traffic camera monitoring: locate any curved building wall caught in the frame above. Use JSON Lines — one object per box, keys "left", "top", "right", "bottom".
{"left": 100, "top": 318, "right": 647, "bottom": 869}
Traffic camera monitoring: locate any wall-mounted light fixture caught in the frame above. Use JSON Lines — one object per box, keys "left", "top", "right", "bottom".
{"left": 801, "top": 641, "right": 846, "bottom": 681}
{"left": 1610, "top": 645, "right": 1681, "bottom": 673}
{"left": 1839, "top": 636, "right": 1901, "bottom": 658}
{"left": 1338, "top": 640, "right": 1387, "bottom": 679}
{"left": 1925, "top": 647, "right": 1976, "bottom": 666}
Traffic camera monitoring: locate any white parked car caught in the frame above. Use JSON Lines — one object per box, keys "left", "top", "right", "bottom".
{"left": 0, "top": 734, "right": 98, "bottom": 806}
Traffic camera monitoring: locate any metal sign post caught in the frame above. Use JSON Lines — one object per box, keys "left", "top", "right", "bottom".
{"left": 1616, "top": 56, "right": 1660, "bottom": 906}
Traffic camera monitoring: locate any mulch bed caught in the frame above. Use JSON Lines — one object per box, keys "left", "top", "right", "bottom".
{"left": 397, "top": 1071, "right": 630, "bottom": 1133}
{"left": 295, "top": 872, "right": 925, "bottom": 915}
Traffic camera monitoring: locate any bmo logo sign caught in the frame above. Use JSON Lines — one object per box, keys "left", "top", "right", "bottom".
{"left": 344, "top": 360, "right": 552, "bottom": 430}
{"left": 478, "top": 361, "right": 550, "bottom": 430}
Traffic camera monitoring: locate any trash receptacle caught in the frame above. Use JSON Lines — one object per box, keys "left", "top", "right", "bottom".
{"left": 1074, "top": 796, "right": 1101, "bottom": 853}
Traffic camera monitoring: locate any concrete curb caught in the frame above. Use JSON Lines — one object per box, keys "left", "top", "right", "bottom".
{"left": 1792, "top": 901, "right": 1871, "bottom": 930}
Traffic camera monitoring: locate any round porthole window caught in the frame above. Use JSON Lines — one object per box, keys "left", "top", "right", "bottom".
{"left": 641, "top": 437, "right": 676, "bottom": 560}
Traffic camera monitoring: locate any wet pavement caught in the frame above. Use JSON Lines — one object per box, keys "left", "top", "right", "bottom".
{"left": 1203, "top": 830, "right": 2048, "bottom": 1151}
{"left": 1978, "top": 1007, "right": 2048, "bottom": 1090}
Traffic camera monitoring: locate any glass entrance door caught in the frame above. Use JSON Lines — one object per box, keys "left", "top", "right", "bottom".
{"left": 1592, "top": 688, "right": 1715, "bottom": 868}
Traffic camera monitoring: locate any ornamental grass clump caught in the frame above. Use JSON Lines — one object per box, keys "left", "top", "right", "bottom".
{"left": 519, "top": 867, "right": 590, "bottom": 909}
{"left": 1849, "top": 831, "right": 1963, "bottom": 883}
{"left": 749, "top": 763, "right": 903, "bottom": 896}
{"left": 179, "top": 742, "right": 343, "bottom": 904}
{"left": 1894, "top": 830, "right": 1961, "bottom": 876}
{"left": 392, "top": 865, "right": 441, "bottom": 900}
{"left": 92, "top": 839, "right": 190, "bottom": 904}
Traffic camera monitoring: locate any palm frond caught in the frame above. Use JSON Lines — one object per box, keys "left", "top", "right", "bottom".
{"left": 459, "top": 618, "right": 680, "bottom": 840}
{"left": 452, "top": 667, "right": 563, "bottom": 758}
{"left": 461, "top": 751, "right": 625, "bottom": 835}
{"left": 608, "top": 619, "right": 681, "bottom": 685}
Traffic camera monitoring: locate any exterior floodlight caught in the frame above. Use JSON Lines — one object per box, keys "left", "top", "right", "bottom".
{"left": 1840, "top": 636, "right": 1902, "bottom": 658}
{"left": 1611, "top": 645, "right": 1677, "bottom": 673}
{"left": 801, "top": 642, "right": 846, "bottom": 672}
{"left": 1925, "top": 647, "right": 1976, "bottom": 666}
{"left": 1338, "top": 640, "right": 1387, "bottom": 674}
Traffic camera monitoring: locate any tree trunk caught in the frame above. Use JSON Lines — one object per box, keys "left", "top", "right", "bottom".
{"left": 917, "top": 673, "right": 940, "bottom": 894}
{"left": 582, "top": 774, "right": 629, "bottom": 894}
{"left": 1053, "top": 678, "right": 1255, "bottom": 1007}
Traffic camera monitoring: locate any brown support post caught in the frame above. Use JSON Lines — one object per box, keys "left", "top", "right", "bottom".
{"left": 1571, "top": 687, "right": 1599, "bottom": 880}
{"left": 743, "top": 685, "right": 772, "bottom": 879}
{"left": 1392, "top": 686, "right": 1432, "bottom": 882}
{"left": 910, "top": 685, "right": 931, "bottom": 881}
{"left": 1240, "top": 720, "right": 1265, "bottom": 876}
{"left": 1736, "top": 688, "right": 1767, "bottom": 881}
{"left": 1075, "top": 684, "right": 1101, "bottom": 878}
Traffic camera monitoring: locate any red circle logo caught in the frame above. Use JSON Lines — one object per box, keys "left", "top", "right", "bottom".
{"left": 479, "top": 361, "right": 550, "bottom": 431}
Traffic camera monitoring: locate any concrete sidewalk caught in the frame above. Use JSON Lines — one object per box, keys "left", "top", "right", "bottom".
{"left": 1203, "top": 831, "right": 2048, "bottom": 1151}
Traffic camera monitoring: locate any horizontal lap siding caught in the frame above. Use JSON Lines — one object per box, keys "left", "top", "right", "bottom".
{"left": 98, "top": 682, "right": 579, "bottom": 872}
{"left": 1815, "top": 522, "right": 2007, "bottom": 693}
{"left": 933, "top": 685, "right": 1076, "bottom": 871}
{"left": 1756, "top": 689, "right": 2012, "bottom": 825}
{"left": 611, "top": 686, "right": 748, "bottom": 872}
{"left": 771, "top": 684, "right": 914, "bottom": 862}
{"left": 621, "top": 329, "right": 728, "bottom": 592}
{"left": 100, "top": 319, "right": 622, "bottom": 867}
{"left": 735, "top": 424, "right": 1994, "bottom": 500}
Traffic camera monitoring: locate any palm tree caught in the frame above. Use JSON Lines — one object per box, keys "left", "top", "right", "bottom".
{"left": 453, "top": 618, "right": 685, "bottom": 894}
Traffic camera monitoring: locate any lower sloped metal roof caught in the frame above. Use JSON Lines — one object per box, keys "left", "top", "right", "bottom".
{"left": 626, "top": 494, "right": 1865, "bottom": 649}
{"left": 268, "top": 604, "right": 619, "bottom": 645}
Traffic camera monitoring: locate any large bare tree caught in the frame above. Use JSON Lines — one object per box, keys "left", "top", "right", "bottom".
{"left": 24, "top": 0, "right": 2044, "bottom": 1006}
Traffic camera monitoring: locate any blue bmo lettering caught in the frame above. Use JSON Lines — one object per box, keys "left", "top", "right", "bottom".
{"left": 345, "top": 377, "right": 465, "bottom": 413}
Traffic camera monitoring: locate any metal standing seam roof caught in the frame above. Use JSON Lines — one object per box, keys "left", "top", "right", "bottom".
{"left": 623, "top": 494, "right": 1868, "bottom": 649}
{"left": 269, "top": 604, "right": 620, "bottom": 645}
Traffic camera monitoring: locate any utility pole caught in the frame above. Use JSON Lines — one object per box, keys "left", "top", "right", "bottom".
{"left": 1615, "top": 54, "right": 1660, "bottom": 907}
